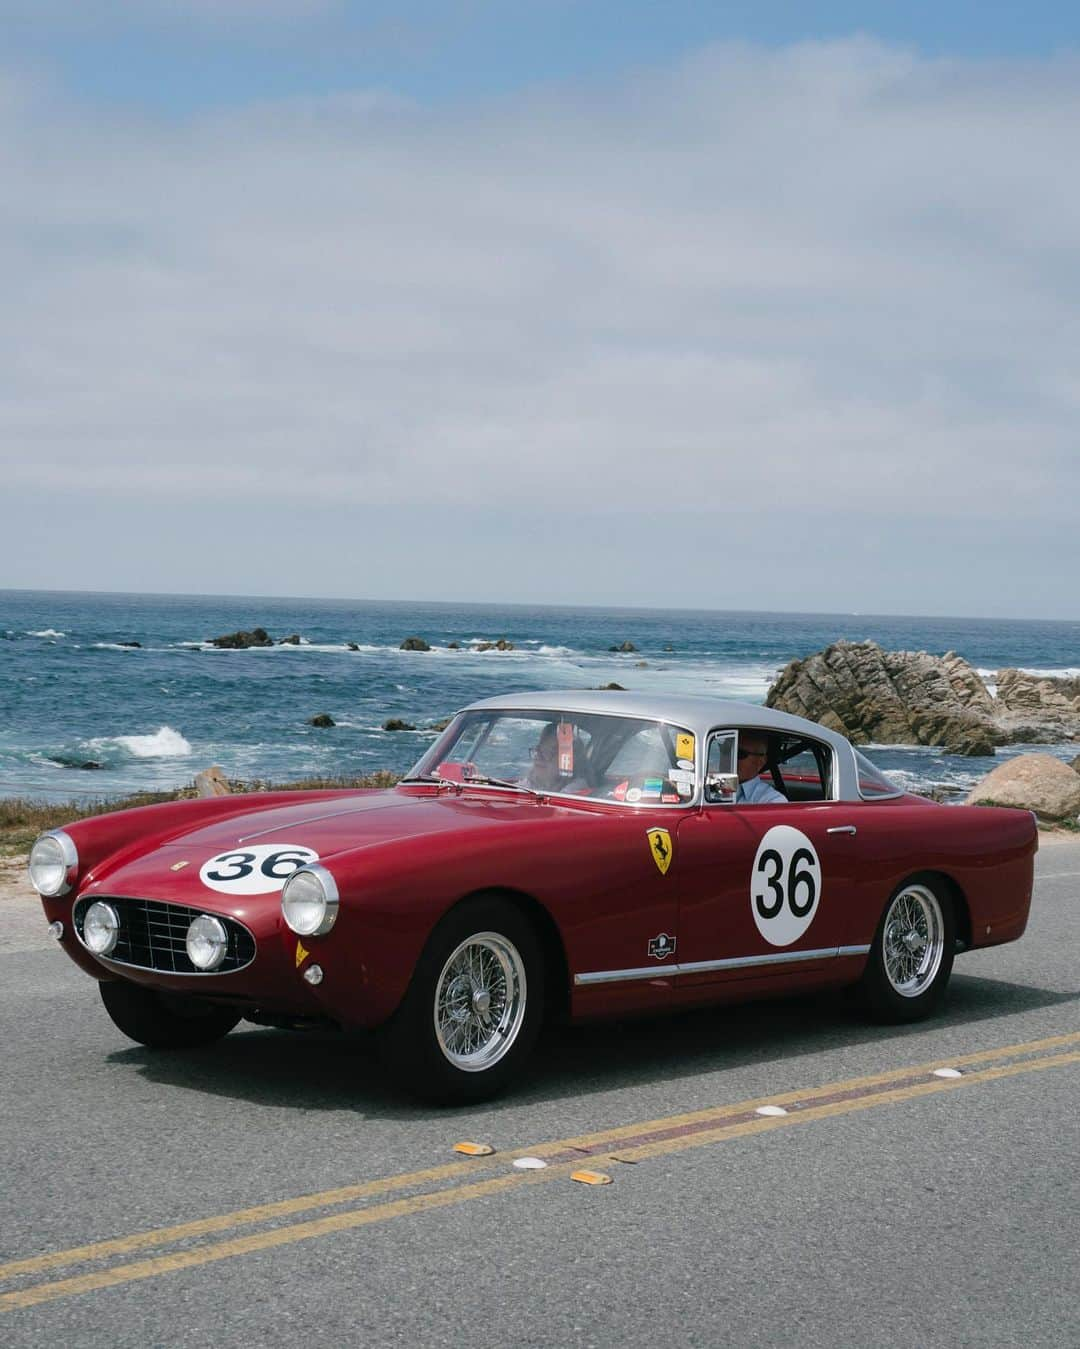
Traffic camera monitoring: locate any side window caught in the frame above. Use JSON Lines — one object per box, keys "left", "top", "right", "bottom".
{"left": 777, "top": 745, "right": 825, "bottom": 802}
{"left": 854, "top": 750, "right": 902, "bottom": 800}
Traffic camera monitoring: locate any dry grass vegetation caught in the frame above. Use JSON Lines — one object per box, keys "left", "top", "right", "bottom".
{"left": 0, "top": 772, "right": 401, "bottom": 858}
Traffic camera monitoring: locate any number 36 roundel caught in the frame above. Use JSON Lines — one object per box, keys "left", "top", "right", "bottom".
{"left": 750, "top": 825, "right": 822, "bottom": 947}
{"left": 199, "top": 844, "right": 319, "bottom": 896}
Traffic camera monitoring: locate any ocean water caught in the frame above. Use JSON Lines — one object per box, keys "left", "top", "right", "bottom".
{"left": 1, "top": 589, "right": 1077, "bottom": 803}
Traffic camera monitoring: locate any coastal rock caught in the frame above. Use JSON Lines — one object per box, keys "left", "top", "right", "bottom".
{"left": 447, "top": 642, "right": 460, "bottom": 649}
{"left": 609, "top": 641, "right": 637, "bottom": 653}
{"left": 308, "top": 713, "right": 335, "bottom": 728}
{"left": 1071, "top": 754, "right": 1080, "bottom": 775}
{"left": 599, "top": 682, "right": 626, "bottom": 690}
{"left": 347, "top": 642, "right": 359, "bottom": 651}
{"left": 473, "top": 638, "right": 514, "bottom": 651}
{"left": 965, "top": 754, "right": 1080, "bottom": 822}
{"left": 993, "top": 669, "right": 1080, "bottom": 741}
{"left": 195, "top": 766, "right": 232, "bottom": 797}
{"left": 117, "top": 640, "right": 141, "bottom": 648}
{"left": 210, "top": 627, "right": 273, "bottom": 649}
{"left": 428, "top": 717, "right": 453, "bottom": 732}
{"left": 766, "top": 641, "right": 1000, "bottom": 750}
{"left": 278, "top": 634, "right": 302, "bottom": 645}
{"left": 383, "top": 718, "right": 416, "bottom": 731}
{"left": 399, "top": 636, "right": 431, "bottom": 651}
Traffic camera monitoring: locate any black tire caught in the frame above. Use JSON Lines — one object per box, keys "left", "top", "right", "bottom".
{"left": 860, "top": 875, "right": 955, "bottom": 1023}
{"left": 377, "top": 897, "right": 544, "bottom": 1105}
{"left": 99, "top": 979, "right": 242, "bottom": 1049}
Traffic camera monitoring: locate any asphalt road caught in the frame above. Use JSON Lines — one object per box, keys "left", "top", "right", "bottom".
{"left": 2, "top": 839, "right": 1078, "bottom": 1348}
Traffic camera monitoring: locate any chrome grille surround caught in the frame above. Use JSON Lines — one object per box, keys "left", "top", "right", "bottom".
{"left": 73, "top": 896, "right": 256, "bottom": 975}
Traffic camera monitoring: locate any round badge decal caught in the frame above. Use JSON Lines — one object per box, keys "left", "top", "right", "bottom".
{"left": 199, "top": 844, "right": 319, "bottom": 896}
{"left": 750, "top": 825, "right": 822, "bottom": 947}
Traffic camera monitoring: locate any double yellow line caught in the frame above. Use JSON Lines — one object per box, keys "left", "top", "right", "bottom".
{"left": 3, "top": 1030, "right": 1078, "bottom": 1312}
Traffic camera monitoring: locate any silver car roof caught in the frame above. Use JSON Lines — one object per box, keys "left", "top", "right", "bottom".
{"left": 461, "top": 689, "right": 874, "bottom": 801}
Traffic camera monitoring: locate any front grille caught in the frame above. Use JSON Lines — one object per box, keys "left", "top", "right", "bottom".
{"left": 73, "top": 896, "right": 256, "bottom": 974}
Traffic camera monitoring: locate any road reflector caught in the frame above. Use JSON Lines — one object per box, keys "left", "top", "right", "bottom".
{"left": 932, "top": 1068, "right": 963, "bottom": 1079}
{"left": 755, "top": 1105, "right": 788, "bottom": 1117}
{"left": 453, "top": 1141, "right": 495, "bottom": 1157}
{"left": 571, "top": 1169, "right": 612, "bottom": 1186}
{"left": 512, "top": 1156, "right": 547, "bottom": 1169}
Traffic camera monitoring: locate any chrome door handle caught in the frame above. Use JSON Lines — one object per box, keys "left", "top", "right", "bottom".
{"left": 826, "top": 825, "right": 857, "bottom": 836}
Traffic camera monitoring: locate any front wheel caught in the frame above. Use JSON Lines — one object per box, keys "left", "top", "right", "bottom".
{"left": 860, "top": 877, "right": 955, "bottom": 1022}
{"left": 377, "top": 899, "right": 544, "bottom": 1104}
{"left": 100, "top": 980, "right": 242, "bottom": 1049}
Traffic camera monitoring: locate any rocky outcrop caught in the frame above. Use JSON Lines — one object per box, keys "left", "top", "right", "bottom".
{"left": 383, "top": 718, "right": 416, "bottom": 731}
{"left": 473, "top": 638, "right": 514, "bottom": 651}
{"left": 399, "top": 636, "right": 431, "bottom": 651}
{"left": 308, "top": 713, "right": 335, "bottom": 728}
{"left": 766, "top": 641, "right": 1000, "bottom": 752}
{"left": 609, "top": 641, "right": 637, "bottom": 653}
{"left": 965, "top": 754, "right": 1080, "bottom": 822}
{"left": 195, "top": 766, "right": 231, "bottom": 797}
{"left": 209, "top": 627, "right": 274, "bottom": 649}
{"left": 767, "top": 641, "right": 1080, "bottom": 752}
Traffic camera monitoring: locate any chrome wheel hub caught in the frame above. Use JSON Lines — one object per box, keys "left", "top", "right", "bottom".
{"left": 434, "top": 932, "right": 527, "bottom": 1072}
{"left": 883, "top": 885, "right": 944, "bottom": 997}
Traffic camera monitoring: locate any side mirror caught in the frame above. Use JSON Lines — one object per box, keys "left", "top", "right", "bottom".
{"left": 705, "top": 772, "right": 740, "bottom": 804}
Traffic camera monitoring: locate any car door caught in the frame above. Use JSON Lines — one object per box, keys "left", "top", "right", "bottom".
{"left": 674, "top": 729, "right": 865, "bottom": 993}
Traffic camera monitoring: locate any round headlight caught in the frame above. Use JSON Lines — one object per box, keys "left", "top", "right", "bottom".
{"left": 186, "top": 914, "right": 228, "bottom": 971}
{"left": 83, "top": 901, "right": 120, "bottom": 956}
{"left": 281, "top": 865, "right": 339, "bottom": 937}
{"left": 29, "top": 830, "right": 78, "bottom": 897}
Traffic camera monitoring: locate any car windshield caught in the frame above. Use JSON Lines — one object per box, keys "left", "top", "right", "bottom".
{"left": 407, "top": 709, "right": 699, "bottom": 806}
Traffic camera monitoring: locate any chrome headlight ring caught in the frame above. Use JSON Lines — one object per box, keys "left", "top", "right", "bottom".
{"left": 281, "top": 864, "right": 340, "bottom": 937}
{"left": 28, "top": 829, "right": 79, "bottom": 897}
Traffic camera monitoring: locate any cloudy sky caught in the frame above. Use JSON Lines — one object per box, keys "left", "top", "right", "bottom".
{"left": 3, "top": 2, "right": 1078, "bottom": 617}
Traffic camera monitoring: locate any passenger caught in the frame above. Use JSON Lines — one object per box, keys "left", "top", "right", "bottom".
{"left": 736, "top": 733, "right": 786, "bottom": 804}
{"left": 525, "top": 724, "right": 591, "bottom": 795}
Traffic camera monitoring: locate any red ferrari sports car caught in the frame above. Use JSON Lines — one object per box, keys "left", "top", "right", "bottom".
{"left": 30, "top": 692, "right": 1037, "bottom": 1102}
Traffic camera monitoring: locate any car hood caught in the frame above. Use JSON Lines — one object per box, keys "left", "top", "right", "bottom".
{"left": 83, "top": 787, "right": 566, "bottom": 898}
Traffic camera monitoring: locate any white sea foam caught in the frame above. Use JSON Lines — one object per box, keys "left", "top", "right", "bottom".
{"left": 537, "top": 644, "right": 576, "bottom": 657}
{"left": 28, "top": 629, "right": 64, "bottom": 638}
{"left": 89, "top": 727, "right": 193, "bottom": 759}
{"left": 977, "top": 665, "right": 1079, "bottom": 681}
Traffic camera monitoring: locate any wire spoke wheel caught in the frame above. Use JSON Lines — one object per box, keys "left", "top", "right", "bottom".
{"left": 433, "top": 931, "right": 528, "bottom": 1072}
{"left": 881, "top": 883, "right": 945, "bottom": 998}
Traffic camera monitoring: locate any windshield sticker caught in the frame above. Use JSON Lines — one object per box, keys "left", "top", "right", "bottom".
{"left": 647, "top": 829, "right": 673, "bottom": 875}
{"left": 670, "top": 768, "right": 694, "bottom": 784}
{"left": 200, "top": 844, "right": 319, "bottom": 896}
{"left": 677, "top": 758, "right": 695, "bottom": 772}
{"left": 675, "top": 733, "right": 695, "bottom": 760}
{"left": 750, "top": 826, "right": 822, "bottom": 946}
{"left": 626, "top": 787, "right": 643, "bottom": 803}
{"left": 676, "top": 781, "right": 693, "bottom": 796}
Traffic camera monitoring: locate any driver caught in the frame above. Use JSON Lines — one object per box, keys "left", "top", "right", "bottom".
{"left": 736, "top": 733, "right": 786, "bottom": 804}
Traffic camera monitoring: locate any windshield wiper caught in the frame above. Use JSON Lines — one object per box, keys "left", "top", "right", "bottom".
{"left": 399, "top": 772, "right": 539, "bottom": 797}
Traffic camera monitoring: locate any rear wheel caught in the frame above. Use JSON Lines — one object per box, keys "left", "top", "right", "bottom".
{"left": 99, "top": 980, "right": 241, "bottom": 1049}
{"left": 860, "top": 877, "right": 955, "bottom": 1022}
{"left": 377, "top": 898, "right": 544, "bottom": 1104}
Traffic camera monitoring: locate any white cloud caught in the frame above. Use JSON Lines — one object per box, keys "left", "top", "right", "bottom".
{"left": 2, "top": 40, "right": 1078, "bottom": 539}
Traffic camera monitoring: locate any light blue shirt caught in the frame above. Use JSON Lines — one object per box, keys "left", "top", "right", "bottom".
{"left": 737, "top": 776, "right": 786, "bottom": 804}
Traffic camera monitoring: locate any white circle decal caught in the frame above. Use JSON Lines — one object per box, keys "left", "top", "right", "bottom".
{"left": 750, "top": 825, "right": 822, "bottom": 947}
{"left": 199, "top": 844, "right": 319, "bottom": 895}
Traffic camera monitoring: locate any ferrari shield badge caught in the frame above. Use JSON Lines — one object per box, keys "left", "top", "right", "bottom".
{"left": 647, "top": 827, "right": 673, "bottom": 875}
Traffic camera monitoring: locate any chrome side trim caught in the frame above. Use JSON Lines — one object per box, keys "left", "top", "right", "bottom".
{"left": 574, "top": 945, "right": 848, "bottom": 986}
{"left": 678, "top": 946, "right": 839, "bottom": 974}
{"left": 574, "top": 964, "right": 675, "bottom": 986}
